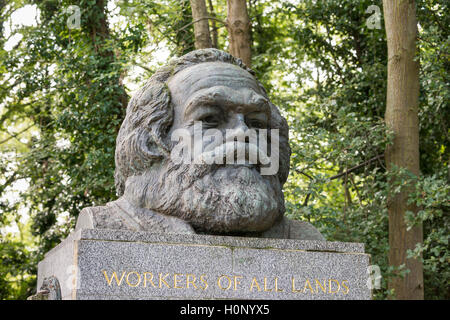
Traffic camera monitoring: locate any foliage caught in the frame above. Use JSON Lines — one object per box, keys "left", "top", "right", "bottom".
{"left": 0, "top": 239, "right": 36, "bottom": 299}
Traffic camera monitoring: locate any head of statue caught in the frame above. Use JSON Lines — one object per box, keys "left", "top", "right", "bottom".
{"left": 114, "top": 48, "right": 291, "bottom": 235}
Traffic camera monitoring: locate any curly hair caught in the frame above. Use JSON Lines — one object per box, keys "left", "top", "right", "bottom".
{"left": 114, "top": 48, "right": 291, "bottom": 196}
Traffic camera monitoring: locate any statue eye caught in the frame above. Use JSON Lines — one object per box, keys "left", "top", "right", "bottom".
{"left": 248, "top": 119, "right": 266, "bottom": 129}
{"left": 200, "top": 115, "right": 220, "bottom": 126}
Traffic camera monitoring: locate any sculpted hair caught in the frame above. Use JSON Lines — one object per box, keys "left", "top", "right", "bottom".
{"left": 114, "top": 48, "right": 291, "bottom": 196}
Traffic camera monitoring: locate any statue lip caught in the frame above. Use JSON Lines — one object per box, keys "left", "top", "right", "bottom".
{"left": 226, "top": 162, "right": 260, "bottom": 173}
{"left": 213, "top": 163, "right": 262, "bottom": 178}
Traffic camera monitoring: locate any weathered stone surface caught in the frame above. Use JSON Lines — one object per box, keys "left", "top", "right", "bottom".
{"left": 37, "top": 229, "right": 371, "bottom": 300}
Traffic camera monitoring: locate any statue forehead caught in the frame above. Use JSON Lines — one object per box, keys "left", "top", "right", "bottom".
{"left": 167, "top": 62, "right": 263, "bottom": 102}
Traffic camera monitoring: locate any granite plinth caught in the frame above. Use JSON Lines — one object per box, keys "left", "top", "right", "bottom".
{"left": 37, "top": 229, "right": 372, "bottom": 300}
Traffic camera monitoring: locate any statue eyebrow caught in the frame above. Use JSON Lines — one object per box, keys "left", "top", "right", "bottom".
{"left": 184, "top": 89, "right": 270, "bottom": 119}
{"left": 184, "top": 91, "right": 228, "bottom": 119}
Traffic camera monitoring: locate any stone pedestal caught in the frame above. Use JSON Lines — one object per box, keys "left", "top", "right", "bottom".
{"left": 37, "top": 229, "right": 372, "bottom": 300}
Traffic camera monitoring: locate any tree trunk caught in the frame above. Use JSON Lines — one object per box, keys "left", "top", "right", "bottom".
{"left": 383, "top": 0, "right": 423, "bottom": 300}
{"left": 207, "top": 0, "right": 219, "bottom": 48}
{"left": 190, "top": 0, "right": 212, "bottom": 49}
{"left": 226, "top": 0, "right": 252, "bottom": 67}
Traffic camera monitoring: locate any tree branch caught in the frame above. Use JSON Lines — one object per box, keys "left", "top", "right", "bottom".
{"left": 330, "top": 154, "right": 385, "bottom": 180}
{"left": 0, "top": 172, "right": 19, "bottom": 194}
{"left": 0, "top": 124, "right": 34, "bottom": 145}
{"left": 176, "top": 16, "right": 227, "bottom": 34}
{"left": 294, "top": 169, "right": 313, "bottom": 180}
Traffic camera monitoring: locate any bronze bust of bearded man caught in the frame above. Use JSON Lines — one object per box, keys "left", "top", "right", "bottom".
{"left": 75, "top": 49, "right": 324, "bottom": 241}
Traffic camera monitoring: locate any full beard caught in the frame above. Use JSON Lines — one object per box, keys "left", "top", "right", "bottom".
{"left": 128, "top": 159, "right": 285, "bottom": 235}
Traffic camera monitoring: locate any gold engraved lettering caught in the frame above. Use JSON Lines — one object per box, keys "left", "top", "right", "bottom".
{"left": 200, "top": 274, "right": 208, "bottom": 290}
{"left": 144, "top": 272, "right": 156, "bottom": 288}
{"left": 274, "top": 277, "right": 283, "bottom": 292}
{"left": 173, "top": 273, "right": 184, "bottom": 289}
{"left": 303, "top": 279, "right": 315, "bottom": 294}
{"left": 291, "top": 277, "right": 302, "bottom": 293}
{"left": 126, "top": 271, "right": 141, "bottom": 287}
{"left": 328, "top": 279, "right": 340, "bottom": 294}
{"left": 264, "top": 277, "right": 273, "bottom": 292}
{"left": 103, "top": 270, "right": 126, "bottom": 287}
{"left": 102, "top": 270, "right": 349, "bottom": 295}
{"left": 186, "top": 274, "right": 198, "bottom": 289}
{"left": 159, "top": 273, "right": 171, "bottom": 288}
{"left": 217, "top": 275, "right": 232, "bottom": 290}
{"left": 250, "top": 277, "right": 262, "bottom": 292}
{"left": 341, "top": 280, "right": 350, "bottom": 294}
{"left": 315, "top": 279, "right": 326, "bottom": 293}
{"left": 233, "top": 276, "right": 243, "bottom": 291}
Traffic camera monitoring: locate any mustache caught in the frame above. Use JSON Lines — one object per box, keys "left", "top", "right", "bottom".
{"left": 171, "top": 140, "right": 272, "bottom": 168}
{"left": 162, "top": 140, "right": 272, "bottom": 194}
{"left": 194, "top": 141, "right": 270, "bottom": 168}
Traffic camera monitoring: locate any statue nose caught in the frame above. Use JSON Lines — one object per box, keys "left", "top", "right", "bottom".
{"left": 228, "top": 113, "right": 249, "bottom": 131}
{"left": 225, "top": 113, "right": 251, "bottom": 145}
